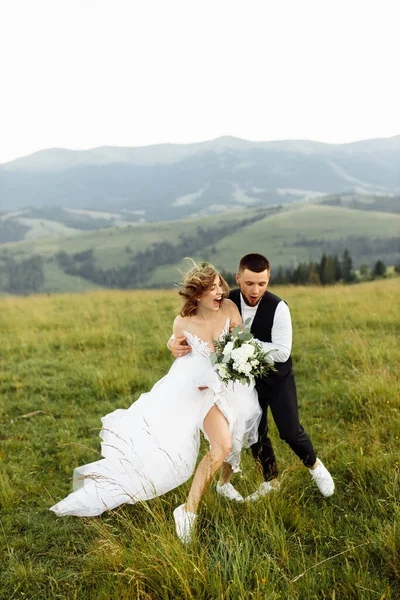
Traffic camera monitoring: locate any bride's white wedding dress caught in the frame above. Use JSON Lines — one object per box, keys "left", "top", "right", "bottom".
{"left": 50, "top": 319, "right": 262, "bottom": 517}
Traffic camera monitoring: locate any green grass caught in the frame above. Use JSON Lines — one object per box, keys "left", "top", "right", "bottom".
{"left": 1, "top": 280, "right": 399, "bottom": 599}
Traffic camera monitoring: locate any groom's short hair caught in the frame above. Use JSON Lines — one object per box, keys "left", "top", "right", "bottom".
{"left": 239, "top": 253, "right": 270, "bottom": 273}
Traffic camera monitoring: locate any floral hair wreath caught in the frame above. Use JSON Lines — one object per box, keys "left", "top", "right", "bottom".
{"left": 187, "top": 260, "right": 212, "bottom": 277}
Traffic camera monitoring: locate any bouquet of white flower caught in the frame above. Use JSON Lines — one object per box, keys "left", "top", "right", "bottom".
{"left": 211, "top": 320, "right": 276, "bottom": 386}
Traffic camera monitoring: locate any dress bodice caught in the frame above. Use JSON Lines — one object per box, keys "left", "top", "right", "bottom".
{"left": 183, "top": 318, "right": 230, "bottom": 359}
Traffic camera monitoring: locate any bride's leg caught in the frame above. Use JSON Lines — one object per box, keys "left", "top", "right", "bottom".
{"left": 185, "top": 405, "right": 232, "bottom": 514}
{"left": 219, "top": 461, "right": 233, "bottom": 485}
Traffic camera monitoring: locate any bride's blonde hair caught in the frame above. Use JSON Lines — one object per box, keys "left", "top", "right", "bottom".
{"left": 178, "top": 260, "right": 230, "bottom": 317}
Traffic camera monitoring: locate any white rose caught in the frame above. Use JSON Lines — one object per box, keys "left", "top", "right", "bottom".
{"left": 231, "top": 345, "right": 253, "bottom": 364}
{"left": 217, "top": 363, "right": 229, "bottom": 378}
{"left": 223, "top": 341, "right": 234, "bottom": 356}
{"left": 241, "top": 343, "right": 255, "bottom": 358}
{"left": 231, "top": 347, "right": 245, "bottom": 363}
{"left": 251, "top": 359, "right": 259, "bottom": 367}
{"left": 233, "top": 360, "right": 248, "bottom": 374}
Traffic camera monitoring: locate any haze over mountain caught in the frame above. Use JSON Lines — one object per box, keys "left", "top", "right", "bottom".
{"left": 1, "top": 135, "right": 399, "bottom": 221}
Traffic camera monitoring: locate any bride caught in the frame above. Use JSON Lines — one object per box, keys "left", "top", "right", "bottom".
{"left": 50, "top": 261, "right": 262, "bottom": 543}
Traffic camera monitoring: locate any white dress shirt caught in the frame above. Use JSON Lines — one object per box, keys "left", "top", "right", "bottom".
{"left": 240, "top": 294, "right": 292, "bottom": 363}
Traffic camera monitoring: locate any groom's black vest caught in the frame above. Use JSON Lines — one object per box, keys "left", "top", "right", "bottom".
{"left": 229, "top": 289, "right": 293, "bottom": 385}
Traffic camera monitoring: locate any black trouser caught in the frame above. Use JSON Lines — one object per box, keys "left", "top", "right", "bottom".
{"left": 251, "top": 371, "right": 316, "bottom": 480}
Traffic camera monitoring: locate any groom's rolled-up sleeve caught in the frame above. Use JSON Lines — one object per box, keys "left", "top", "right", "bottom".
{"left": 257, "top": 301, "right": 292, "bottom": 363}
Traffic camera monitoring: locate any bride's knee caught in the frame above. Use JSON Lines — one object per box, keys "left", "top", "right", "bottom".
{"left": 211, "top": 441, "right": 232, "bottom": 464}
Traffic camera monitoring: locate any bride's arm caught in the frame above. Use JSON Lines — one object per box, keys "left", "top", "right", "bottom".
{"left": 172, "top": 315, "right": 185, "bottom": 338}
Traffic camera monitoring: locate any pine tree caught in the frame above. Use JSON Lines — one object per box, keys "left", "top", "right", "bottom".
{"left": 273, "top": 266, "right": 286, "bottom": 284}
{"left": 372, "top": 260, "right": 386, "bottom": 278}
{"left": 341, "top": 249, "right": 356, "bottom": 283}
{"left": 308, "top": 269, "right": 321, "bottom": 285}
{"left": 323, "top": 256, "right": 336, "bottom": 284}
{"left": 319, "top": 253, "right": 327, "bottom": 284}
{"left": 333, "top": 254, "right": 342, "bottom": 281}
{"left": 359, "top": 263, "right": 370, "bottom": 280}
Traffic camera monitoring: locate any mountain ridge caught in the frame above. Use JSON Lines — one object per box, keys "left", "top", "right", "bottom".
{"left": 1, "top": 135, "right": 399, "bottom": 220}
{"left": 2, "top": 134, "right": 400, "bottom": 172}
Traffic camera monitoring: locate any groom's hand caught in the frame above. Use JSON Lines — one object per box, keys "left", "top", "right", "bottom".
{"left": 169, "top": 336, "right": 192, "bottom": 358}
{"left": 229, "top": 321, "right": 241, "bottom": 333}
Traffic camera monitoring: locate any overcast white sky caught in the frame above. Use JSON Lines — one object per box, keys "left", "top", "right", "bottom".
{"left": 1, "top": 0, "right": 399, "bottom": 164}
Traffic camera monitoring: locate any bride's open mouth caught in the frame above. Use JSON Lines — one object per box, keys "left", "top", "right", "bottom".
{"left": 214, "top": 297, "right": 222, "bottom": 307}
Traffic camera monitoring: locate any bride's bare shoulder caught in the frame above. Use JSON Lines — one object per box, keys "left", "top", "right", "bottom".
{"left": 173, "top": 315, "right": 186, "bottom": 336}
{"left": 222, "top": 298, "right": 242, "bottom": 323}
{"left": 173, "top": 314, "right": 193, "bottom": 336}
{"left": 222, "top": 298, "right": 239, "bottom": 314}
{"left": 222, "top": 298, "right": 235, "bottom": 309}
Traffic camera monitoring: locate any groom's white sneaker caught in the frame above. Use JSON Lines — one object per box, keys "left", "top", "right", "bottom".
{"left": 245, "top": 480, "right": 281, "bottom": 502}
{"left": 309, "top": 459, "right": 334, "bottom": 497}
{"left": 216, "top": 482, "right": 244, "bottom": 502}
{"left": 173, "top": 504, "right": 197, "bottom": 544}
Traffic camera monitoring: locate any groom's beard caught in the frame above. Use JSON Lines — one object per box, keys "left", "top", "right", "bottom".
{"left": 241, "top": 290, "right": 265, "bottom": 307}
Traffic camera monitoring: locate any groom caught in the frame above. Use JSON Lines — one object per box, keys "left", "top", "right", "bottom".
{"left": 170, "top": 253, "right": 334, "bottom": 500}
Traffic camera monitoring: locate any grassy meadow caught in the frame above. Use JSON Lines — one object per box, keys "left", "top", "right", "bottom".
{"left": 0, "top": 279, "right": 399, "bottom": 599}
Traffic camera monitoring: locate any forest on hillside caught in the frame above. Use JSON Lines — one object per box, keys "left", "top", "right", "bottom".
{"left": 1, "top": 241, "right": 398, "bottom": 295}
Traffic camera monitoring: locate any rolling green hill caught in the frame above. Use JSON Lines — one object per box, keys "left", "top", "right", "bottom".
{"left": 318, "top": 193, "right": 400, "bottom": 214}
{"left": 210, "top": 203, "right": 399, "bottom": 265}
{"left": 1, "top": 203, "right": 399, "bottom": 293}
{"left": 2, "top": 207, "right": 269, "bottom": 263}
{"left": 147, "top": 203, "right": 400, "bottom": 285}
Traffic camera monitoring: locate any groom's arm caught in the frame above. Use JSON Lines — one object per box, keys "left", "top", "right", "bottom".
{"left": 168, "top": 316, "right": 192, "bottom": 358}
{"left": 257, "top": 301, "right": 292, "bottom": 363}
{"left": 168, "top": 334, "right": 192, "bottom": 357}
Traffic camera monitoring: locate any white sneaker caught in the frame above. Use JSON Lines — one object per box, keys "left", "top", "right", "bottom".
{"left": 245, "top": 480, "right": 280, "bottom": 502}
{"left": 309, "top": 459, "right": 334, "bottom": 497}
{"left": 216, "top": 482, "right": 244, "bottom": 502}
{"left": 173, "top": 504, "right": 197, "bottom": 544}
